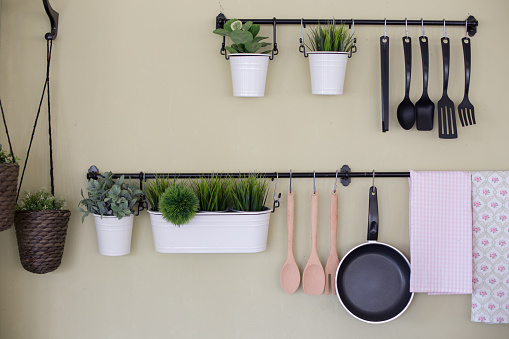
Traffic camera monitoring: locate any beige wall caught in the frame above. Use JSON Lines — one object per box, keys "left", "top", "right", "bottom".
{"left": 0, "top": 0, "right": 508, "bottom": 338}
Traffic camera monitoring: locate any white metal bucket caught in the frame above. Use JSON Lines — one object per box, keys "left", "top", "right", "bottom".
{"left": 308, "top": 52, "right": 348, "bottom": 95}
{"left": 93, "top": 214, "right": 134, "bottom": 256}
{"left": 148, "top": 209, "right": 271, "bottom": 253}
{"left": 229, "top": 54, "right": 270, "bottom": 97}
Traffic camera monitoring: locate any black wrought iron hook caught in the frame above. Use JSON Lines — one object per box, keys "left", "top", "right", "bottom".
{"left": 42, "top": 0, "right": 59, "bottom": 40}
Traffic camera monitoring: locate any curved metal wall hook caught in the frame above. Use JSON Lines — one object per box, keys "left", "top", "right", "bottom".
{"left": 348, "top": 19, "right": 357, "bottom": 58}
{"left": 42, "top": 0, "right": 59, "bottom": 40}
{"left": 299, "top": 18, "right": 309, "bottom": 57}
{"left": 289, "top": 169, "right": 292, "bottom": 193}
{"left": 313, "top": 171, "right": 316, "bottom": 194}
{"left": 371, "top": 170, "right": 376, "bottom": 194}
{"left": 270, "top": 17, "right": 279, "bottom": 60}
{"left": 334, "top": 170, "right": 338, "bottom": 193}
{"left": 272, "top": 172, "right": 281, "bottom": 212}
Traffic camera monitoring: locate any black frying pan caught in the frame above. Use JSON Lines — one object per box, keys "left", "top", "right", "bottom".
{"left": 335, "top": 185, "right": 413, "bottom": 323}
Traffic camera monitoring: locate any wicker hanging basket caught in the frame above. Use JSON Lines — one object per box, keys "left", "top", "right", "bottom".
{"left": 0, "top": 163, "right": 19, "bottom": 231}
{"left": 14, "top": 209, "right": 71, "bottom": 274}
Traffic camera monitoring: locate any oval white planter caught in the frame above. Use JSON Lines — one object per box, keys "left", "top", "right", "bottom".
{"left": 229, "top": 54, "right": 270, "bottom": 97}
{"left": 308, "top": 51, "right": 349, "bottom": 95}
{"left": 93, "top": 214, "right": 134, "bottom": 256}
{"left": 148, "top": 209, "right": 271, "bottom": 253}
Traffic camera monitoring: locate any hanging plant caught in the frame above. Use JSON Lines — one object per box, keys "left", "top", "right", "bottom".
{"left": 0, "top": 144, "right": 19, "bottom": 231}
{"left": 14, "top": 189, "right": 70, "bottom": 274}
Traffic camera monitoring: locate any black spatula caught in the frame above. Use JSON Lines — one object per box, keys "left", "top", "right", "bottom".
{"left": 415, "top": 36, "right": 434, "bottom": 131}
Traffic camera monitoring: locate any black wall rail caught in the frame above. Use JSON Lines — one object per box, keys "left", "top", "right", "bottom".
{"left": 86, "top": 165, "right": 411, "bottom": 214}
{"left": 215, "top": 13, "right": 478, "bottom": 59}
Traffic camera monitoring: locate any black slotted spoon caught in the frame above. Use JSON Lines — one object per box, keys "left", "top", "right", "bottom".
{"left": 437, "top": 36, "right": 458, "bottom": 139}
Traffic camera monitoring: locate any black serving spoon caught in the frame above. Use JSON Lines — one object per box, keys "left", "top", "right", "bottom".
{"left": 397, "top": 35, "right": 415, "bottom": 130}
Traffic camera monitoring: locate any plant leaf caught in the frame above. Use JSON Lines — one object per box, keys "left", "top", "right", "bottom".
{"left": 213, "top": 29, "right": 230, "bottom": 37}
{"left": 230, "top": 30, "right": 253, "bottom": 45}
{"left": 248, "top": 24, "right": 260, "bottom": 37}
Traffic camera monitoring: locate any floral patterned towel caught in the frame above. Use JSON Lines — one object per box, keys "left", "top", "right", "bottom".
{"left": 471, "top": 172, "right": 509, "bottom": 324}
{"left": 409, "top": 171, "right": 473, "bottom": 294}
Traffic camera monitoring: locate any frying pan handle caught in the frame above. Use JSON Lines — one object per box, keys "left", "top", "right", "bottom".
{"left": 367, "top": 186, "right": 378, "bottom": 241}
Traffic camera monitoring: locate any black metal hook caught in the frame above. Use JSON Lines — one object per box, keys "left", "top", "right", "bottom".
{"left": 270, "top": 17, "right": 279, "bottom": 60}
{"left": 42, "top": 0, "right": 59, "bottom": 40}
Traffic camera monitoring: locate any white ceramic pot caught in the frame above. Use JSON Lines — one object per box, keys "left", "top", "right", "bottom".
{"left": 308, "top": 51, "right": 349, "bottom": 95}
{"left": 93, "top": 214, "right": 134, "bottom": 256}
{"left": 148, "top": 209, "right": 271, "bottom": 253}
{"left": 229, "top": 54, "right": 270, "bottom": 97}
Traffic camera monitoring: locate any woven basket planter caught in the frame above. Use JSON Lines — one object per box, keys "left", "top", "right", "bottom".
{"left": 14, "top": 209, "right": 71, "bottom": 274}
{"left": 0, "top": 163, "right": 19, "bottom": 231}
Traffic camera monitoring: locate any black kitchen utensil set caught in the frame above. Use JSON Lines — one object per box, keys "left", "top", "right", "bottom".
{"left": 381, "top": 19, "right": 475, "bottom": 139}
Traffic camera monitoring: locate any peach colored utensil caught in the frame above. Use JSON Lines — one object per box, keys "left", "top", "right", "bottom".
{"left": 302, "top": 191, "right": 325, "bottom": 295}
{"left": 324, "top": 190, "right": 339, "bottom": 295}
{"left": 280, "top": 191, "right": 300, "bottom": 294}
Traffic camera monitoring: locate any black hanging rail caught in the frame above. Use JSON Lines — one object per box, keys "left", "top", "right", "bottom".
{"left": 216, "top": 13, "right": 478, "bottom": 36}
{"left": 87, "top": 165, "right": 410, "bottom": 214}
{"left": 87, "top": 165, "right": 410, "bottom": 187}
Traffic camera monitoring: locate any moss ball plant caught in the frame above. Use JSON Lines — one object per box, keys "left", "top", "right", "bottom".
{"left": 159, "top": 184, "right": 199, "bottom": 226}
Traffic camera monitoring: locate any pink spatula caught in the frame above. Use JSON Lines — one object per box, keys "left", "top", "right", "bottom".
{"left": 280, "top": 190, "right": 300, "bottom": 294}
{"left": 302, "top": 191, "right": 325, "bottom": 295}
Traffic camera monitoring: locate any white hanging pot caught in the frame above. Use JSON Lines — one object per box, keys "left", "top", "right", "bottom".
{"left": 229, "top": 54, "right": 270, "bottom": 97}
{"left": 308, "top": 52, "right": 349, "bottom": 95}
{"left": 93, "top": 214, "right": 134, "bottom": 256}
{"left": 148, "top": 209, "right": 271, "bottom": 253}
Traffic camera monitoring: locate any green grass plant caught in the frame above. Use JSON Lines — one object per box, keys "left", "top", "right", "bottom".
{"left": 306, "top": 19, "right": 355, "bottom": 52}
{"left": 192, "top": 173, "right": 232, "bottom": 212}
{"left": 143, "top": 174, "right": 175, "bottom": 212}
{"left": 231, "top": 173, "right": 269, "bottom": 212}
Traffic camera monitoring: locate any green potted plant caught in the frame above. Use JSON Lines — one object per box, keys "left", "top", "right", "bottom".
{"left": 78, "top": 171, "right": 142, "bottom": 256}
{"left": 213, "top": 19, "right": 272, "bottom": 97}
{"left": 0, "top": 143, "right": 19, "bottom": 231}
{"left": 145, "top": 173, "right": 272, "bottom": 253}
{"left": 14, "top": 188, "right": 71, "bottom": 274}
{"left": 303, "top": 19, "right": 355, "bottom": 95}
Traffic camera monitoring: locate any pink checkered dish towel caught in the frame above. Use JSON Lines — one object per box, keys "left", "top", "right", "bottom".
{"left": 409, "top": 171, "right": 472, "bottom": 295}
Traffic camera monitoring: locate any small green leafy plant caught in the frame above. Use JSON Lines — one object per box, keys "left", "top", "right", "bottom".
{"left": 306, "top": 19, "right": 355, "bottom": 52}
{"left": 231, "top": 173, "right": 269, "bottom": 212}
{"left": 192, "top": 173, "right": 232, "bottom": 212}
{"left": 78, "top": 171, "right": 142, "bottom": 222}
{"left": 143, "top": 175, "right": 175, "bottom": 212}
{"left": 159, "top": 184, "right": 199, "bottom": 226}
{"left": 16, "top": 189, "right": 66, "bottom": 211}
{"left": 213, "top": 19, "right": 272, "bottom": 54}
{"left": 0, "top": 144, "right": 18, "bottom": 164}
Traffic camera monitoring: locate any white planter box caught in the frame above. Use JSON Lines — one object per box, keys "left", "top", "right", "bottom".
{"left": 148, "top": 209, "right": 271, "bottom": 253}
{"left": 93, "top": 214, "right": 134, "bottom": 256}
{"left": 308, "top": 51, "right": 349, "bottom": 95}
{"left": 229, "top": 54, "right": 270, "bottom": 97}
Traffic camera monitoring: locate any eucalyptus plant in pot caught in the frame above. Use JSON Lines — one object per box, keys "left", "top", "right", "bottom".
{"left": 303, "top": 19, "right": 356, "bottom": 95}
{"left": 144, "top": 173, "right": 272, "bottom": 253}
{"left": 213, "top": 19, "right": 272, "bottom": 97}
{"left": 15, "top": 189, "right": 70, "bottom": 274}
{"left": 0, "top": 144, "right": 19, "bottom": 231}
{"left": 78, "top": 171, "right": 142, "bottom": 256}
